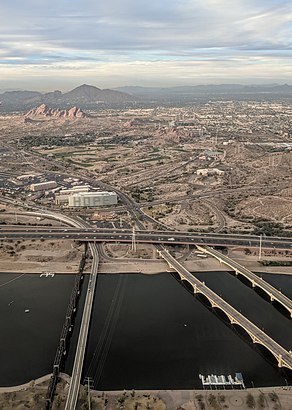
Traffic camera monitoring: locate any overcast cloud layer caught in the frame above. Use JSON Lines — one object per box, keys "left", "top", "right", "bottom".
{"left": 1, "top": 0, "right": 292, "bottom": 90}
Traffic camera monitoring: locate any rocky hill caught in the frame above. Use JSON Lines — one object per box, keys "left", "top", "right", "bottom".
{"left": 25, "top": 104, "right": 88, "bottom": 119}
{"left": 0, "top": 84, "right": 135, "bottom": 111}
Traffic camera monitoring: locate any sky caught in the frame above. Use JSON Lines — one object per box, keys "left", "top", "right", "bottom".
{"left": 0, "top": 0, "right": 292, "bottom": 91}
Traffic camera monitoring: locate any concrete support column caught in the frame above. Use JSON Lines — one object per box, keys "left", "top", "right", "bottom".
{"left": 278, "top": 354, "right": 283, "bottom": 368}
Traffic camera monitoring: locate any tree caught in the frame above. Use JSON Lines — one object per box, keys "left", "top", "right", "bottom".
{"left": 246, "top": 393, "right": 255, "bottom": 408}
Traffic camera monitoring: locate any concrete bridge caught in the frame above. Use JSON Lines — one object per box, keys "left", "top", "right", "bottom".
{"left": 157, "top": 245, "right": 292, "bottom": 371}
{"left": 196, "top": 245, "right": 292, "bottom": 318}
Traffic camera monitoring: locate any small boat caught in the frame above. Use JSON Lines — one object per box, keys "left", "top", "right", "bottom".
{"left": 25, "top": 309, "right": 30, "bottom": 313}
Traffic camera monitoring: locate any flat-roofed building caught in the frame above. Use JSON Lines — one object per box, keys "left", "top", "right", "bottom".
{"left": 197, "top": 168, "right": 225, "bottom": 177}
{"left": 30, "top": 180, "right": 57, "bottom": 192}
{"left": 55, "top": 185, "right": 91, "bottom": 205}
{"left": 68, "top": 191, "right": 118, "bottom": 208}
{"left": 59, "top": 185, "right": 90, "bottom": 195}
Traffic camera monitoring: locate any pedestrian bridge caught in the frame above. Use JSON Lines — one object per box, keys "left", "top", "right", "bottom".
{"left": 157, "top": 245, "right": 292, "bottom": 371}
{"left": 196, "top": 245, "right": 292, "bottom": 318}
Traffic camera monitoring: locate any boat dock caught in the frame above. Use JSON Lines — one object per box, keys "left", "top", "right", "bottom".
{"left": 199, "top": 373, "right": 245, "bottom": 389}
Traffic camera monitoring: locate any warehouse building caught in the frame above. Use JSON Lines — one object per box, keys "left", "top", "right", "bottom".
{"left": 30, "top": 180, "right": 57, "bottom": 192}
{"left": 68, "top": 191, "right": 117, "bottom": 208}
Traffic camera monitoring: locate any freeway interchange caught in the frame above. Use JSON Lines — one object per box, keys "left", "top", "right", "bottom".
{"left": 0, "top": 225, "right": 292, "bottom": 250}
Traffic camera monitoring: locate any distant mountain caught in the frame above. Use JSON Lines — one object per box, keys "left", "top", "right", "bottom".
{"left": 62, "top": 84, "right": 134, "bottom": 104}
{"left": 114, "top": 83, "right": 292, "bottom": 96}
{"left": 0, "top": 90, "right": 42, "bottom": 102}
{"left": 25, "top": 104, "right": 88, "bottom": 119}
{"left": 0, "top": 84, "right": 136, "bottom": 111}
{"left": 1, "top": 83, "right": 292, "bottom": 112}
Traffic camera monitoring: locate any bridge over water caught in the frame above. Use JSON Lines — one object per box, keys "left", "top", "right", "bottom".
{"left": 197, "top": 245, "right": 292, "bottom": 318}
{"left": 157, "top": 245, "right": 292, "bottom": 371}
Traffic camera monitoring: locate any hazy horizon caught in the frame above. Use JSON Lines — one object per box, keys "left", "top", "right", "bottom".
{"left": 1, "top": 0, "right": 292, "bottom": 91}
{"left": 1, "top": 82, "right": 292, "bottom": 94}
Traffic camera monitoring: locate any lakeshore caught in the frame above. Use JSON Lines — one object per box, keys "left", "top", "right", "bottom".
{"left": 1, "top": 374, "right": 292, "bottom": 409}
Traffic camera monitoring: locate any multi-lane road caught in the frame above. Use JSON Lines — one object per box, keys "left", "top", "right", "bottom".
{"left": 158, "top": 246, "right": 292, "bottom": 371}
{"left": 0, "top": 225, "right": 292, "bottom": 250}
{"left": 197, "top": 245, "right": 292, "bottom": 317}
{"left": 64, "top": 241, "right": 99, "bottom": 410}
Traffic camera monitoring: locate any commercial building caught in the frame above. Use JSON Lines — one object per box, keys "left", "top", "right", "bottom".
{"left": 55, "top": 185, "right": 90, "bottom": 205}
{"left": 59, "top": 185, "right": 90, "bottom": 195}
{"left": 30, "top": 180, "right": 57, "bottom": 192}
{"left": 68, "top": 191, "right": 118, "bottom": 208}
{"left": 197, "top": 168, "right": 225, "bottom": 177}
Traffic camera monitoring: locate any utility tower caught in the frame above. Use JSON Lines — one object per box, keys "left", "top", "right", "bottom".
{"left": 259, "top": 234, "right": 262, "bottom": 261}
{"left": 84, "top": 377, "right": 94, "bottom": 410}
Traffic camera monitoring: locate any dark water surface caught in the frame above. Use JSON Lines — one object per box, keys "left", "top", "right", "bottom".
{"left": 0, "top": 273, "right": 76, "bottom": 386}
{"left": 76, "top": 272, "right": 292, "bottom": 390}
{"left": 1, "top": 271, "right": 292, "bottom": 389}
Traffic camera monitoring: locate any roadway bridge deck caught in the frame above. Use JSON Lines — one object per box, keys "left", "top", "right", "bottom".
{"left": 157, "top": 245, "right": 292, "bottom": 371}
{"left": 23, "top": 211, "right": 100, "bottom": 410}
{"left": 0, "top": 226, "right": 292, "bottom": 250}
{"left": 197, "top": 245, "right": 292, "bottom": 318}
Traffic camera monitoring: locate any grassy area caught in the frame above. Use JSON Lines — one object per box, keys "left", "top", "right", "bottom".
{"left": 136, "top": 156, "right": 169, "bottom": 163}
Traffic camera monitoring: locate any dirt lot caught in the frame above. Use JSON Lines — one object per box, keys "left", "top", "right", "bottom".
{"left": 0, "top": 239, "right": 84, "bottom": 273}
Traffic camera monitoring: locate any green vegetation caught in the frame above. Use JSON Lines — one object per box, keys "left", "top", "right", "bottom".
{"left": 268, "top": 392, "right": 279, "bottom": 402}
{"left": 257, "top": 393, "right": 266, "bottom": 409}
{"left": 208, "top": 394, "right": 220, "bottom": 409}
{"left": 21, "top": 134, "right": 95, "bottom": 147}
{"left": 259, "top": 260, "right": 292, "bottom": 266}
{"left": 246, "top": 393, "right": 255, "bottom": 408}
{"left": 195, "top": 395, "right": 205, "bottom": 410}
{"left": 137, "top": 156, "right": 166, "bottom": 163}
{"left": 252, "top": 218, "right": 286, "bottom": 236}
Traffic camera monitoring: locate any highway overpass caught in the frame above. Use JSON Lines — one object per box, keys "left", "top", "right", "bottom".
{"left": 0, "top": 225, "right": 292, "bottom": 250}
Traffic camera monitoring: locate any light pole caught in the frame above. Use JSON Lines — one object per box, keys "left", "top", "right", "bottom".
{"left": 259, "top": 234, "right": 262, "bottom": 260}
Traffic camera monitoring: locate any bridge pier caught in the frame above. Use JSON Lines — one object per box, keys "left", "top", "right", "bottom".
{"left": 229, "top": 317, "right": 238, "bottom": 325}
{"left": 250, "top": 335, "right": 261, "bottom": 344}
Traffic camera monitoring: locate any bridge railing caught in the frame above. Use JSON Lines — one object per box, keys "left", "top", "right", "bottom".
{"left": 45, "top": 243, "right": 88, "bottom": 409}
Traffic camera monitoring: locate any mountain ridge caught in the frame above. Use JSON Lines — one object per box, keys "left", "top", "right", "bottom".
{"left": 0, "top": 84, "right": 135, "bottom": 110}
{"left": 1, "top": 83, "right": 292, "bottom": 111}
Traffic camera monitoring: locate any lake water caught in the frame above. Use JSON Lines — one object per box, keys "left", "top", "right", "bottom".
{"left": 0, "top": 271, "right": 292, "bottom": 389}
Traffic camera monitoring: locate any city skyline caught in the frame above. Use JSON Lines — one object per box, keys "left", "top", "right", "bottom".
{"left": 1, "top": 0, "right": 292, "bottom": 91}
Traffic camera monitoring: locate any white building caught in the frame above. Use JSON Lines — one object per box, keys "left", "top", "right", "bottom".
{"left": 68, "top": 191, "right": 118, "bottom": 208}
{"left": 197, "top": 168, "right": 225, "bottom": 177}
{"left": 30, "top": 181, "right": 57, "bottom": 192}
{"left": 55, "top": 185, "right": 91, "bottom": 205}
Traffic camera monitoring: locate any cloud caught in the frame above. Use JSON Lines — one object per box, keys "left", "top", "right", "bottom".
{"left": 0, "top": 0, "right": 291, "bottom": 87}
